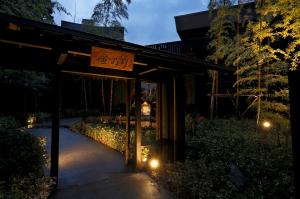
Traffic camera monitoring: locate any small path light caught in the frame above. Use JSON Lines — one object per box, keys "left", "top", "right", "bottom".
{"left": 149, "top": 158, "right": 159, "bottom": 169}
{"left": 263, "top": 121, "right": 271, "bottom": 129}
{"left": 27, "top": 115, "right": 36, "bottom": 129}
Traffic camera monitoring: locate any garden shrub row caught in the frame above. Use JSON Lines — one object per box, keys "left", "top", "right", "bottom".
{"left": 0, "top": 116, "right": 53, "bottom": 199}
{"left": 70, "top": 121, "right": 129, "bottom": 153}
{"left": 153, "top": 119, "right": 294, "bottom": 199}
{"left": 70, "top": 120, "right": 155, "bottom": 161}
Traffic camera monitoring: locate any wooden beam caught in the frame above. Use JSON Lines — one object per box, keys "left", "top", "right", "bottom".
{"left": 57, "top": 53, "right": 68, "bottom": 65}
{"left": 61, "top": 70, "right": 135, "bottom": 80}
{"left": 0, "top": 39, "right": 52, "bottom": 50}
{"left": 138, "top": 68, "right": 158, "bottom": 76}
{"left": 134, "top": 78, "right": 142, "bottom": 169}
{"left": 50, "top": 67, "right": 61, "bottom": 184}
{"left": 288, "top": 70, "right": 300, "bottom": 198}
{"left": 125, "top": 80, "right": 131, "bottom": 164}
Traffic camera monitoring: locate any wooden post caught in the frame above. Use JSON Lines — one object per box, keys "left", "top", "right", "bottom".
{"left": 161, "top": 82, "right": 169, "bottom": 140}
{"left": 173, "top": 75, "right": 185, "bottom": 161}
{"left": 135, "top": 78, "right": 142, "bottom": 169}
{"left": 156, "top": 83, "right": 162, "bottom": 140}
{"left": 288, "top": 70, "right": 300, "bottom": 198}
{"left": 125, "top": 79, "right": 131, "bottom": 164}
{"left": 50, "top": 68, "right": 61, "bottom": 182}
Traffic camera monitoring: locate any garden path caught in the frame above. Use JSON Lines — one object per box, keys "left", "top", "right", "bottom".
{"left": 30, "top": 119, "right": 171, "bottom": 199}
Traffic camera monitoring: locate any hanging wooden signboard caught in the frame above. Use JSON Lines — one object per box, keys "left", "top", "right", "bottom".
{"left": 90, "top": 46, "right": 134, "bottom": 71}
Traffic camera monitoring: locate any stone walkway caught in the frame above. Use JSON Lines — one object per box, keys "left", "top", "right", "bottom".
{"left": 30, "top": 121, "right": 171, "bottom": 199}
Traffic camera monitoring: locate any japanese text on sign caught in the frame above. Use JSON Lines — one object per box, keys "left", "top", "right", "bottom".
{"left": 90, "top": 47, "right": 134, "bottom": 71}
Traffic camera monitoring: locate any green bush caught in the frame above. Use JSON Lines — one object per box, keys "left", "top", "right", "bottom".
{"left": 0, "top": 128, "right": 45, "bottom": 180}
{"left": 0, "top": 126, "right": 53, "bottom": 198}
{"left": 0, "top": 116, "right": 21, "bottom": 129}
{"left": 71, "top": 121, "right": 129, "bottom": 153}
{"left": 154, "top": 119, "right": 295, "bottom": 199}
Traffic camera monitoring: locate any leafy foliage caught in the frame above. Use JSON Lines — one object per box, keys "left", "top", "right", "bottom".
{"left": 0, "top": 0, "right": 69, "bottom": 24}
{"left": 0, "top": 69, "right": 51, "bottom": 92}
{"left": 71, "top": 121, "right": 130, "bottom": 153}
{"left": 92, "top": 0, "right": 131, "bottom": 27}
{"left": 233, "top": 0, "right": 292, "bottom": 121}
{"left": 0, "top": 116, "right": 21, "bottom": 129}
{"left": 0, "top": 123, "right": 53, "bottom": 199}
{"left": 208, "top": 0, "right": 299, "bottom": 122}
{"left": 207, "top": 0, "right": 234, "bottom": 64}
{"left": 154, "top": 119, "right": 294, "bottom": 198}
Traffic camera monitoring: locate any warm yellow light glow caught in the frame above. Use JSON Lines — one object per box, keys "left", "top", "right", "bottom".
{"left": 143, "top": 157, "right": 148, "bottom": 162}
{"left": 141, "top": 101, "right": 151, "bottom": 116}
{"left": 263, "top": 121, "right": 271, "bottom": 128}
{"left": 149, "top": 159, "right": 159, "bottom": 169}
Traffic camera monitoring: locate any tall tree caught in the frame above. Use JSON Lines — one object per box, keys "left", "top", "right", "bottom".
{"left": 207, "top": 0, "right": 235, "bottom": 119}
{"left": 234, "top": 0, "right": 299, "bottom": 124}
{"left": 225, "top": 0, "right": 251, "bottom": 118}
{"left": 92, "top": 0, "right": 131, "bottom": 27}
{"left": 0, "top": 0, "right": 69, "bottom": 24}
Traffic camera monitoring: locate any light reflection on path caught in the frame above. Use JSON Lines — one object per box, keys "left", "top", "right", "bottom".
{"left": 30, "top": 123, "right": 172, "bottom": 199}
{"left": 30, "top": 127, "right": 125, "bottom": 188}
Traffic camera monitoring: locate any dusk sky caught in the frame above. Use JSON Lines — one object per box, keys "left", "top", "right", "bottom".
{"left": 53, "top": 0, "right": 209, "bottom": 45}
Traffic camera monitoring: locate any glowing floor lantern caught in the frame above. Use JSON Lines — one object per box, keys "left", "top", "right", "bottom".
{"left": 149, "top": 158, "right": 159, "bottom": 169}
{"left": 141, "top": 101, "right": 151, "bottom": 116}
{"left": 263, "top": 121, "right": 271, "bottom": 128}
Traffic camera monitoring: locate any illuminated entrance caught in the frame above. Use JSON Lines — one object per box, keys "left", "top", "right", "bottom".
{"left": 0, "top": 13, "right": 227, "bottom": 182}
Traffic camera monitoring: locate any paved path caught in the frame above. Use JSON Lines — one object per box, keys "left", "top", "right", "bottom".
{"left": 30, "top": 121, "right": 171, "bottom": 199}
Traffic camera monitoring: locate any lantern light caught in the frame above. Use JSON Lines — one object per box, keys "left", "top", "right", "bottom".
{"left": 263, "top": 121, "right": 271, "bottom": 128}
{"left": 141, "top": 101, "right": 151, "bottom": 116}
{"left": 149, "top": 158, "right": 159, "bottom": 169}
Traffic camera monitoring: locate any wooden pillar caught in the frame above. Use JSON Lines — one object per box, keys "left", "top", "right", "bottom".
{"left": 161, "top": 82, "right": 169, "bottom": 140}
{"left": 125, "top": 79, "right": 131, "bottom": 164}
{"left": 50, "top": 68, "right": 61, "bottom": 181}
{"left": 135, "top": 78, "right": 142, "bottom": 169}
{"left": 173, "top": 75, "right": 185, "bottom": 161}
{"left": 288, "top": 69, "right": 300, "bottom": 198}
{"left": 156, "top": 83, "right": 162, "bottom": 140}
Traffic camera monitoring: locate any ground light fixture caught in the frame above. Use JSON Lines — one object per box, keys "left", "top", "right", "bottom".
{"left": 149, "top": 158, "right": 159, "bottom": 169}
{"left": 262, "top": 120, "right": 271, "bottom": 128}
